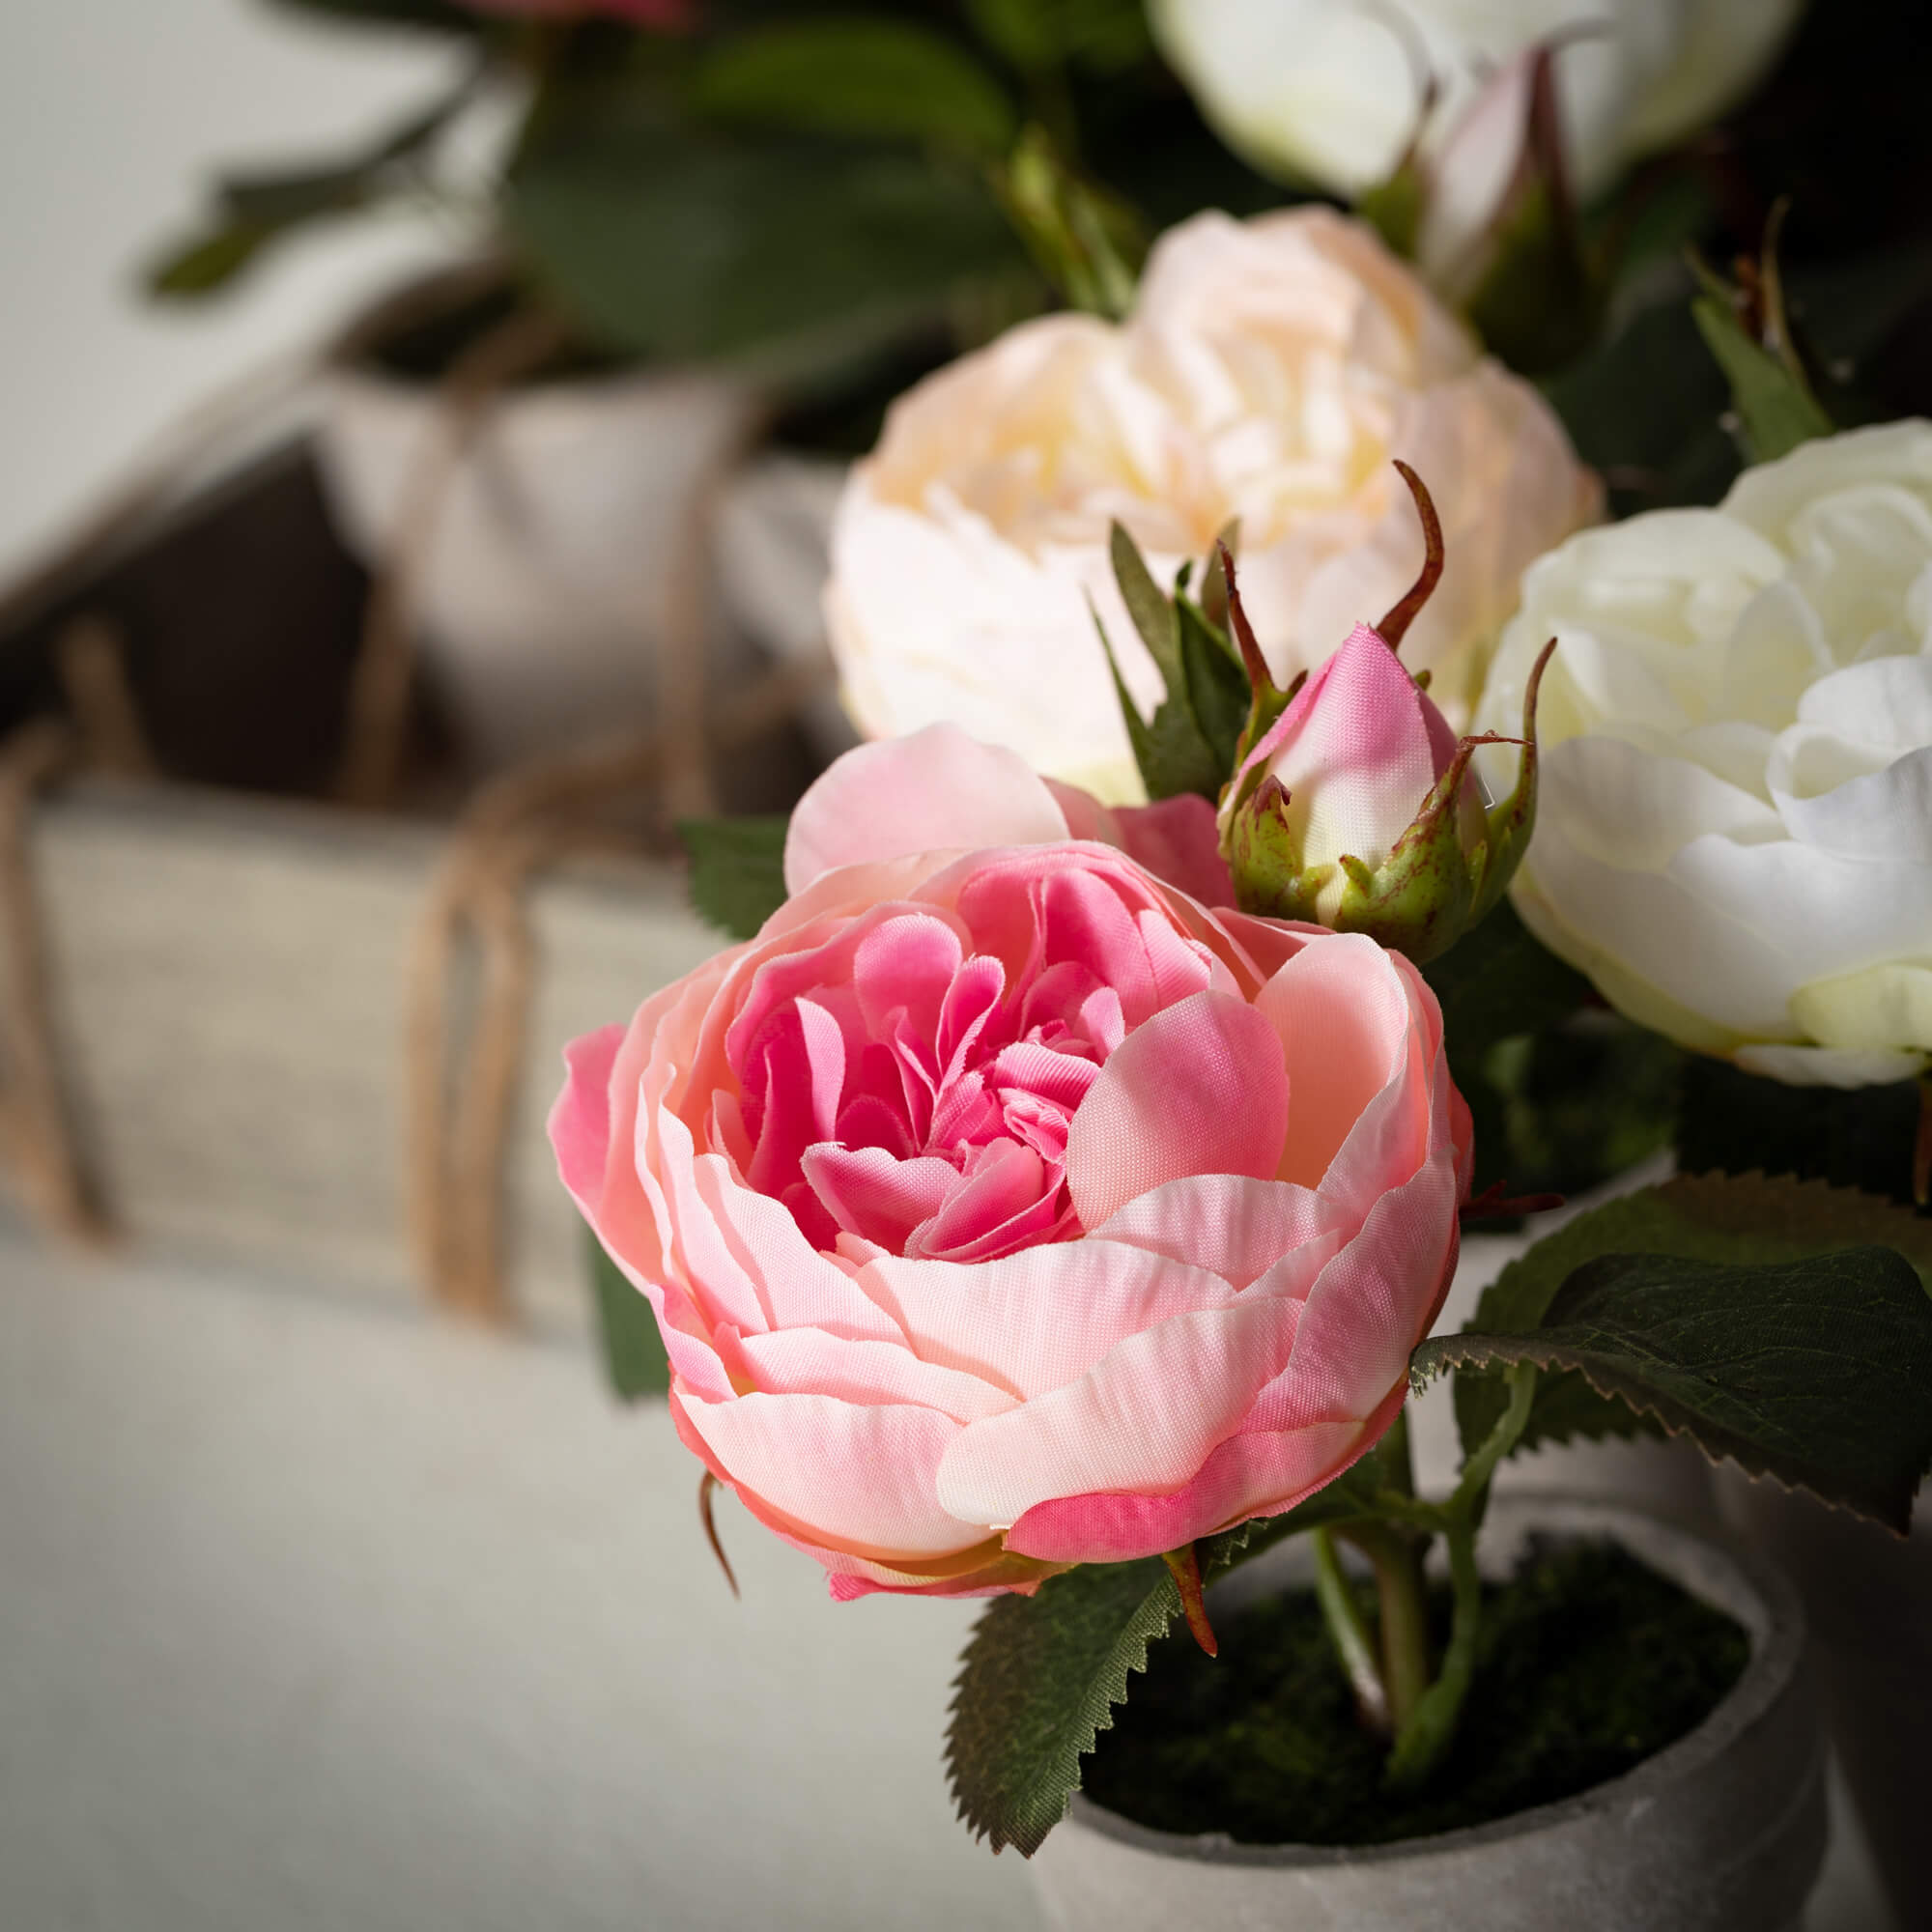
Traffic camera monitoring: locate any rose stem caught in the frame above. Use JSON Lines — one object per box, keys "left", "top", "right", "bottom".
{"left": 1339, "top": 1521, "right": 1433, "bottom": 1734}
{"left": 1383, "top": 1362, "right": 1540, "bottom": 1791}
{"left": 1312, "top": 1527, "right": 1390, "bottom": 1735}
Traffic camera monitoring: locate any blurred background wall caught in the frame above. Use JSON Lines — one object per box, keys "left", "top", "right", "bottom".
{"left": 0, "top": 0, "right": 471, "bottom": 575}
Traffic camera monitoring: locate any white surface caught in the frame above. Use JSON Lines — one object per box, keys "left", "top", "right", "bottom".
{"left": 0, "top": 0, "right": 479, "bottom": 580}
{"left": 0, "top": 1238, "right": 1040, "bottom": 1932}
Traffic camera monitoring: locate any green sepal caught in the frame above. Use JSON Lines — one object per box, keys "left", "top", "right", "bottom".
{"left": 1095, "top": 523, "right": 1245, "bottom": 802}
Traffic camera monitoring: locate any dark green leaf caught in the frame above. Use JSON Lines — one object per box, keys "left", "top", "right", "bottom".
{"left": 1691, "top": 293, "right": 1834, "bottom": 463}
{"left": 1544, "top": 282, "right": 1740, "bottom": 516}
{"left": 585, "top": 1231, "right": 670, "bottom": 1401}
{"left": 946, "top": 1450, "right": 1392, "bottom": 1855}
{"left": 691, "top": 21, "right": 1016, "bottom": 155}
{"left": 505, "top": 95, "right": 1021, "bottom": 372}
{"left": 1450, "top": 1169, "right": 1932, "bottom": 1464}
{"left": 1455, "top": 1173, "right": 1932, "bottom": 1452}
{"left": 677, "top": 815, "right": 789, "bottom": 940}
{"left": 1417, "top": 1242, "right": 1932, "bottom": 1532}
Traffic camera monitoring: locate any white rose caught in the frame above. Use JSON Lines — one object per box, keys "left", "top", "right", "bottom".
{"left": 826, "top": 207, "right": 1599, "bottom": 804}
{"left": 1149, "top": 0, "right": 1805, "bottom": 208}
{"left": 1476, "top": 420, "right": 1932, "bottom": 1089}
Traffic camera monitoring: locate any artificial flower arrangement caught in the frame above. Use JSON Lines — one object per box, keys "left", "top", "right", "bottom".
{"left": 555, "top": 401, "right": 1932, "bottom": 1918}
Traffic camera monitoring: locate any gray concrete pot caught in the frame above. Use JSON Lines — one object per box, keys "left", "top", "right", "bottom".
{"left": 1717, "top": 1469, "right": 1930, "bottom": 1931}
{"left": 1031, "top": 1496, "right": 1824, "bottom": 1932}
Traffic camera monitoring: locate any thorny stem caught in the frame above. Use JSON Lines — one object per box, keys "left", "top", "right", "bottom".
{"left": 1384, "top": 1363, "right": 1539, "bottom": 1789}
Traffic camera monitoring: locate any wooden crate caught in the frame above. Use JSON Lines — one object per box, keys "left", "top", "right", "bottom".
{"left": 24, "top": 777, "right": 718, "bottom": 1334}
{"left": 0, "top": 435, "right": 809, "bottom": 1333}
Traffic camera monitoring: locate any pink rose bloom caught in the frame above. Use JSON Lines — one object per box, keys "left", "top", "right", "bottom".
{"left": 552, "top": 727, "right": 1471, "bottom": 1598}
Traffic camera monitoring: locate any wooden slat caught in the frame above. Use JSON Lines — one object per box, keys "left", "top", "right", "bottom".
{"left": 21, "top": 776, "right": 718, "bottom": 1334}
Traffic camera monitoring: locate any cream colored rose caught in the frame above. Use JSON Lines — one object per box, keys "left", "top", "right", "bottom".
{"left": 1149, "top": 0, "right": 1805, "bottom": 207}
{"left": 825, "top": 207, "right": 1600, "bottom": 805}
{"left": 1476, "top": 421, "right": 1932, "bottom": 1089}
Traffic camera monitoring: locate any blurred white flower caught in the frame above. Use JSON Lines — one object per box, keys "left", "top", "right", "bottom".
{"left": 1477, "top": 420, "right": 1932, "bottom": 1089}
{"left": 1149, "top": 0, "right": 1805, "bottom": 209}
{"left": 825, "top": 206, "right": 1599, "bottom": 804}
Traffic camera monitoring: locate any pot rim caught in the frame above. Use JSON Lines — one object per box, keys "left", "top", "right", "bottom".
{"left": 1063, "top": 1491, "right": 1808, "bottom": 1871}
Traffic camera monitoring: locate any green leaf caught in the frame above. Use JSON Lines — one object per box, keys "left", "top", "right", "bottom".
{"left": 1453, "top": 1167, "right": 1932, "bottom": 1468}
{"left": 1690, "top": 292, "right": 1834, "bottom": 464}
{"left": 146, "top": 80, "right": 471, "bottom": 299}
{"left": 585, "top": 1231, "right": 670, "bottom": 1402}
{"left": 1450, "top": 1169, "right": 1932, "bottom": 1476}
{"left": 691, "top": 21, "right": 1017, "bottom": 156}
{"left": 1544, "top": 283, "right": 1740, "bottom": 516}
{"left": 1417, "top": 1243, "right": 1932, "bottom": 1533}
{"left": 1175, "top": 597, "right": 1248, "bottom": 779}
{"left": 946, "top": 1452, "right": 1391, "bottom": 1856}
{"left": 505, "top": 94, "right": 1022, "bottom": 373}
{"left": 677, "top": 815, "right": 789, "bottom": 940}
{"left": 147, "top": 222, "right": 279, "bottom": 298}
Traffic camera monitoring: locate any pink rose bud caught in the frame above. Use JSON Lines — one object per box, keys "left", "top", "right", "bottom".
{"left": 553, "top": 724, "right": 1471, "bottom": 1601}
{"left": 1221, "top": 466, "right": 1552, "bottom": 965}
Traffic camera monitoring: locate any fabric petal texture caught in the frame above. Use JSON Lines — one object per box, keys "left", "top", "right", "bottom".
{"left": 554, "top": 731, "right": 1469, "bottom": 1596}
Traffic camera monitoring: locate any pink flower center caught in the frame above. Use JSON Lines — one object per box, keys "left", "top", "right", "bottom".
{"left": 723, "top": 863, "right": 1220, "bottom": 1263}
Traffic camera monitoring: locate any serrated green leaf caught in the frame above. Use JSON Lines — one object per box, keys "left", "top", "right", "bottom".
{"left": 585, "top": 1231, "right": 670, "bottom": 1402}
{"left": 1691, "top": 292, "right": 1834, "bottom": 464}
{"left": 1417, "top": 1243, "right": 1932, "bottom": 1532}
{"left": 945, "top": 1452, "right": 1390, "bottom": 1856}
{"left": 1454, "top": 1171, "right": 1932, "bottom": 1456}
{"left": 676, "top": 815, "right": 789, "bottom": 941}
{"left": 691, "top": 21, "right": 1017, "bottom": 156}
